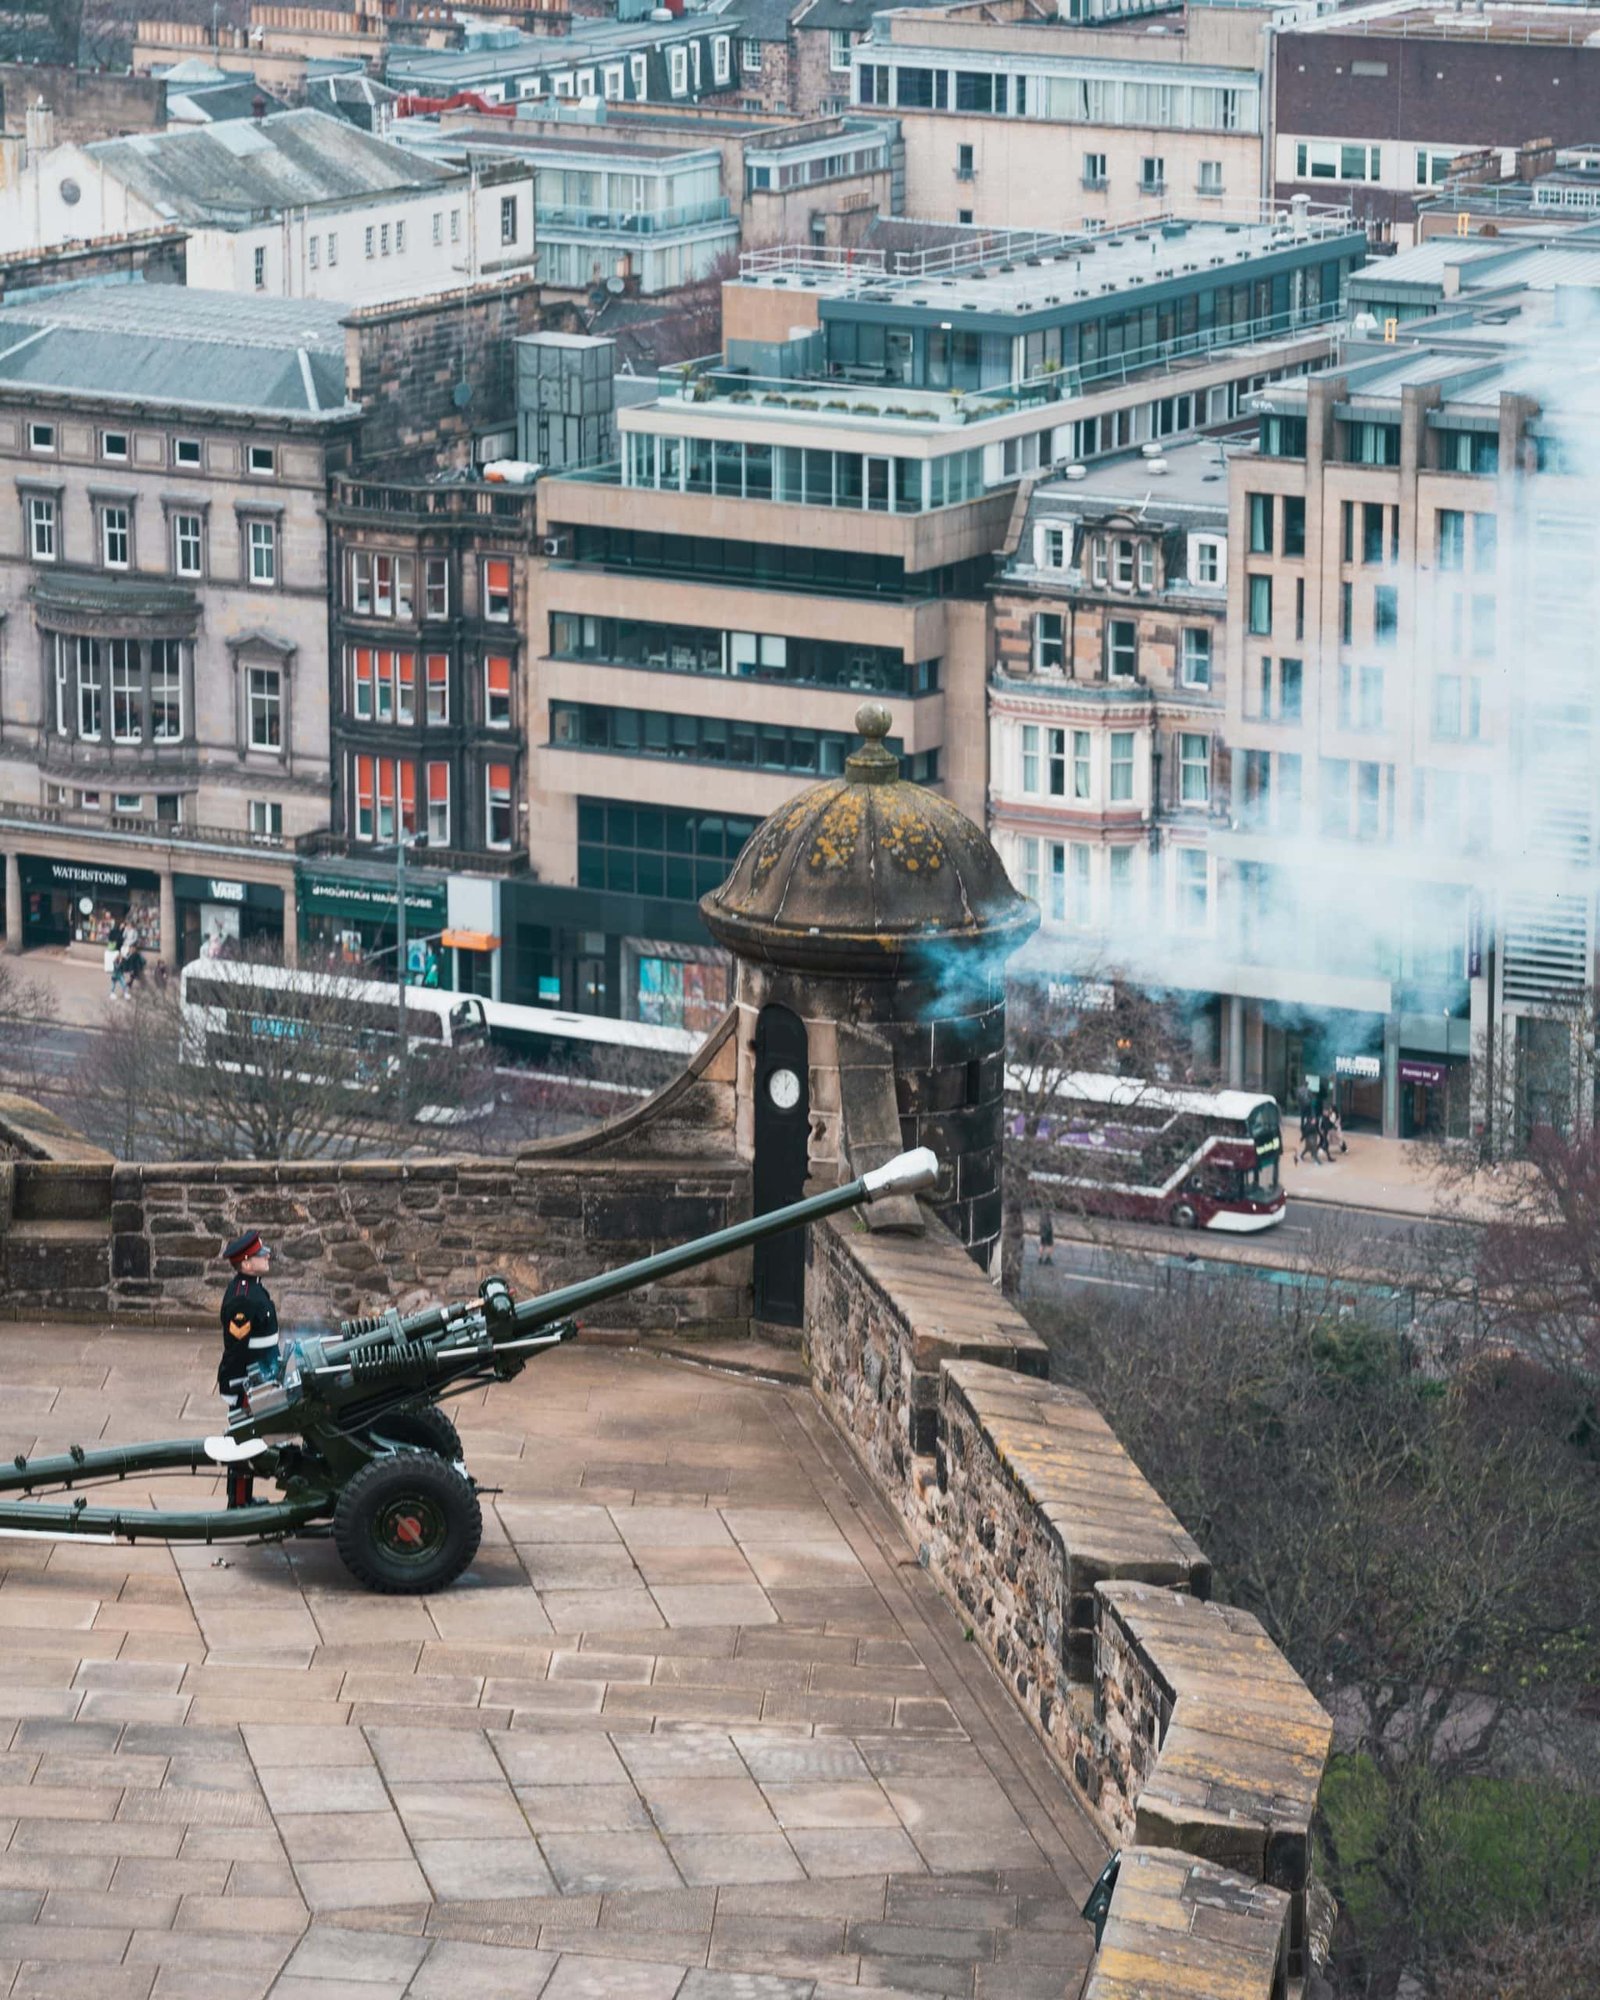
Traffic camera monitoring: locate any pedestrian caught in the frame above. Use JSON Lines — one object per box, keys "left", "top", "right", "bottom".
{"left": 1322, "top": 1104, "right": 1347, "bottom": 1159}
{"left": 422, "top": 943, "right": 441, "bottom": 990}
{"left": 1296, "top": 1103, "right": 1321, "bottom": 1165}
{"left": 217, "top": 1231, "right": 278, "bottom": 1509}
{"left": 122, "top": 940, "right": 146, "bottom": 993}
{"left": 1038, "top": 1209, "right": 1054, "bottom": 1265}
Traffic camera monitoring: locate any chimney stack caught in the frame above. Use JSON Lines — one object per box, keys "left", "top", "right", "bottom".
{"left": 23, "top": 97, "right": 56, "bottom": 159}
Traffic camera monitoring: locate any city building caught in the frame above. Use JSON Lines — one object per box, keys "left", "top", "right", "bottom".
{"left": 731, "top": 0, "right": 921, "bottom": 122}
{"left": 853, "top": 0, "right": 1269, "bottom": 232}
{"left": 0, "top": 285, "right": 358, "bottom": 964}
{"left": 385, "top": 14, "right": 743, "bottom": 115}
{"left": 132, "top": 6, "right": 391, "bottom": 102}
{"left": 0, "top": 61, "right": 167, "bottom": 145}
{"left": 1272, "top": 0, "right": 1600, "bottom": 246}
{"left": 520, "top": 207, "right": 1362, "bottom": 1025}
{"left": 988, "top": 438, "right": 1231, "bottom": 1046}
{"left": 0, "top": 107, "right": 537, "bottom": 305}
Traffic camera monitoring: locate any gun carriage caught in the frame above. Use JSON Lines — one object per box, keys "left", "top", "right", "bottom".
{"left": 0, "top": 1149, "right": 939, "bottom": 1592}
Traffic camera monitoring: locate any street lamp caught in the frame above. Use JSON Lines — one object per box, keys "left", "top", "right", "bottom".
{"left": 394, "top": 830, "right": 428, "bottom": 1122}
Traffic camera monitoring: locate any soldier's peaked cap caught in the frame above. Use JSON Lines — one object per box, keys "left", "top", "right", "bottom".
{"left": 224, "top": 1231, "right": 269, "bottom": 1264}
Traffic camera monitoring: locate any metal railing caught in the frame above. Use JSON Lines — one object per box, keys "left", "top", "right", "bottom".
{"left": 738, "top": 201, "right": 1358, "bottom": 291}
{"left": 534, "top": 197, "right": 732, "bottom": 236}
{"left": 329, "top": 477, "right": 538, "bottom": 520}
{"left": 651, "top": 300, "right": 1343, "bottom": 427}
{"left": 296, "top": 830, "right": 531, "bottom": 875}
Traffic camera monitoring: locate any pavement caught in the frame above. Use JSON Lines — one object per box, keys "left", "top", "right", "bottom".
{"left": 0, "top": 1326, "right": 1104, "bottom": 2000}
{"left": 6, "top": 941, "right": 151, "bottom": 1029}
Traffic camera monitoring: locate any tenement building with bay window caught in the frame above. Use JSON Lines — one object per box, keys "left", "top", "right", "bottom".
{"left": 527, "top": 208, "right": 1363, "bottom": 1026}
{"left": 988, "top": 439, "right": 1231, "bottom": 1065}
{"left": 0, "top": 284, "right": 356, "bottom": 966}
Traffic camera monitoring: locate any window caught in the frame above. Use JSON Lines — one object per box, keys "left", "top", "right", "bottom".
{"left": 1180, "top": 628, "right": 1211, "bottom": 688}
{"left": 1176, "top": 848, "right": 1208, "bottom": 931}
{"left": 174, "top": 437, "right": 201, "bottom": 467}
{"left": 1020, "top": 723, "right": 1039, "bottom": 794}
{"left": 1472, "top": 512, "right": 1497, "bottom": 573}
{"left": 250, "top": 799, "right": 283, "bottom": 839}
{"left": 1034, "top": 611, "right": 1064, "bottom": 673}
{"left": 1356, "top": 761, "right": 1383, "bottom": 841}
{"left": 1113, "top": 540, "right": 1136, "bottom": 589}
{"left": 483, "top": 558, "right": 512, "bottom": 621}
{"left": 500, "top": 196, "right": 518, "bottom": 246}
{"left": 1247, "top": 574, "right": 1272, "bottom": 635}
{"left": 1046, "top": 844, "right": 1066, "bottom": 925}
{"left": 1432, "top": 674, "right": 1481, "bottom": 741}
{"left": 1248, "top": 493, "right": 1274, "bottom": 554}
{"left": 1040, "top": 525, "right": 1066, "bottom": 568}
{"left": 449, "top": 211, "right": 460, "bottom": 243}
{"left": 486, "top": 762, "right": 513, "bottom": 848}
{"left": 309, "top": 235, "right": 319, "bottom": 270}
{"left": 395, "top": 220, "right": 406, "bottom": 253}
{"left": 1295, "top": 140, "right": 1381, "bottom": 182}
{"left": 957, "top": 143, "right": 974, "bottom": 181}
{"left": 1083, "top": 151, "right": 1107, "bottom": 187}
{"left": 28, "top": 422, "right": 54, "bottom": 454}
{"left": 1072, "top": 730, "right": 1091, "bottom": 801}
{"left": 426, "top": 653, "right": 449, "bottom": 724}
{"left": 1259, "top": 415, "right": 1306, "bottom": 458}
{"left": 150, "top": 641, "right": 182, "bottom": 741}
{"left": 1283, "top": 495, "right": 1305, "bottom": 557}
{"left": 328, "top": 230, "right": 339, "bottom": 266}
{"left": 248, "top": 445, "right": 275, "bottom": 477}
{"left": 485, "top": 654, "right": 512, "bottom": 727}
{"left": 102, "top": 505, "right": 129, "bottom": 570}
{"left": 1107, "top": 619, "right": 1137, "bottom": 679}
{"left": 1137, "top": 542, "right": 1156, "bottom": 591}
{"left": 1193, "top": 537, "right": 1222, "bottom": 586}
{"left": 432, "top": 211, "right": 443, "bottom": 246}
{"left": 253, "top": 246, "right": 266, "bottom": 289}
{"left": 426, "top": 761, "right": 450, "bottom": 847}
{"left": 173, "top": 512, "right": 203, "bottom": 577}
{"left": 1179, "top": 733, "right": 1209, "bottom": 805}
{"left": 1348, "top": 422, "right": 1400, "bottom": 467}
{"left": 1139, "top": 156, "right": 1165, "bottom": 194}
{"left": 1197, "top": 160, "right": 1223, "bottom": 196}
{"left": 1374, "top": 584, "right": 1398, "bottom": 643}
{"left": 1341, "top": 663, "right": 1384, "bottom": 729}
{"left": 1437, "top": 509, "right": 1465, "bottom": 571}
{"left": 365, "top": 226, "right": 375, "bottom": 259}
{"left": 379, "top": 223, "right": 390, "bottom": 256}
{"left": 740, "top": 36, "right": 761, "bottom": 70}
{"left": 110, "top": 641, "right": 140, "bottom": 744}
{"left": 1340, "top": 581, "right": 1353, "bottom": 645}
{"left": 829, "top": 28, "right": 852, "bottom": 69}
{"left": 249, "top": 667, "right": 282, "bottom": 750}
{"left": 670, "top": 46, "right": 688, "bottom": 95}
{"left": 1110, "top": 731, "right": 1134, "bottom": 802}
{"left": 247, "top": 518, "right": 277, "bottom": 586}
{"left": 1279, "top": 657, "right": 1303, "bottom": 723}
{"left": 1108, "top": 846, "right": 1133, "bottom": 920}
{"left": 27, "top": 494, "right": 56, "bottom": 561}
{"left": 1017, "top": 836, "right": 1040, "bottom": 906}
{"left": 1361, "top": 502, "right": 1385, "bottom": 565}
{"left": 101, "top": 431, "right": 128, "bottom": 462}
{"left": 78, "top": 638, "right": 102, "bottom": 740}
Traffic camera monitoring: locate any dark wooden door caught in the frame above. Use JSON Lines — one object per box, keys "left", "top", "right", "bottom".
{"left": 752, "top": 1002, "right": 809, "bottom": 1325}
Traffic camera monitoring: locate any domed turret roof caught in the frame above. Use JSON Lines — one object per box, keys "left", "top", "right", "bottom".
{"left": 701, "top": 703, "right": 1039, "bottom": 976}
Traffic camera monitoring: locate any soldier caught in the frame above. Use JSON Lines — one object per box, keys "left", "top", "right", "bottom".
{"left": 217, "top": 1231, "right": 278, "bottom": 1509}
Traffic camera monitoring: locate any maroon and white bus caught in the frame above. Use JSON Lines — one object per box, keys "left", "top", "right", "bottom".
{"left": 1007, "top": 1070, "right": 1286, "bottom": 1232}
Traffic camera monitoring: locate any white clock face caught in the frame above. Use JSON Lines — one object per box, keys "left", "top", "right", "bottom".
{"left": 767, "top": 1066, "right": 802, "bottom": 1111}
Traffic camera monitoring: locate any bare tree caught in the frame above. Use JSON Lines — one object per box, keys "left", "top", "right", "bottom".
{"left": 1029, "top": 1253, "right": 1600, "bottom": 1996}
{"left": 0, "top": 956, "right": 61, "bottom": 1101}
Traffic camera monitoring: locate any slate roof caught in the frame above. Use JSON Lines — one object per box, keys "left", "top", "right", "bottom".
{"left": 166, "top": 80, "right": 289, "bottom": 124}
{"left": 86, "top": 107, "right": 452, "bottom": 228}
{"left": 0, "top": 282, "right": 354, "bottom": 419}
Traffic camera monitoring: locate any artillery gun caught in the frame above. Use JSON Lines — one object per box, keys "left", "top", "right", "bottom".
{"left": 0, "top": 1148, "right": 939, "bottom": 1592}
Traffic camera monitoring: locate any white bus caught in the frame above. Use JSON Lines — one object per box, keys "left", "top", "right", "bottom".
{"left": 179, "top": 962, "right": 705, "bottom": 1102}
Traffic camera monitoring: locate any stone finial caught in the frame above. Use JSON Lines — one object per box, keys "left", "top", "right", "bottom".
{"left": 846, "top": 702, "right": 898, "bottom": 786}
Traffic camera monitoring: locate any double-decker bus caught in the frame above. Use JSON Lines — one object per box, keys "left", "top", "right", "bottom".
{"left": 1007, "top": 1069, "right": 1286, "bottom": 1232}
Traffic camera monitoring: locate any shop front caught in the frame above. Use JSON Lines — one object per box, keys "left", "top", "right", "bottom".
{"left": 298, "top": 866, "right": 447, "bottom": 974}
{"left": 16, "top": 854, "right": 162, "bottom": 954}
{"left": 623, "top": 937, "right": 731, "bottom": 1034}
{"left": 501, "top": 879, "right": 729, "bottom": 1019}
{"left": 1330, "top": 1052, "right": 1384, "bottom": 1131}
{"left": 1398, "top": 1055, "right": 1469, "bottom": 1140}
{"left": 173, "top": 873, "right": 286, "bottom": 966}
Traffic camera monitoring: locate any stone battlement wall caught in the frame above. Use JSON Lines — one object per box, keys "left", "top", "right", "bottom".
{"left": 805, "top": 1212, "right": 1331, "bottom": 1999}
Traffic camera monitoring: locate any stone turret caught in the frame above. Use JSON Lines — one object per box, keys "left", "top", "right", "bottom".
{"left": 702, "top": 702, "right": 1037, "bottom": 1295}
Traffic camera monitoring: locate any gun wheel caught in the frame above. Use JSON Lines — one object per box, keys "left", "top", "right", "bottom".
{"left": 362, "top": 1405, "right": 464, "bottom": 1466}
{"left": 333, "top": 1449, "right": 482, "bottom": 1594}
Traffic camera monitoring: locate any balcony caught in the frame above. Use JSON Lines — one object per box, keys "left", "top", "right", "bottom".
{"left": 533, "top": 197, "right": 733, "bottom": 238}
{"left": 0, "top": 798, "right": 304, "bottom": 858}
{"left": 295, "top": 831, "right": 532, "bottom": 877}
{"left": 328, "top": 478, "right": 538, "bottom": 524}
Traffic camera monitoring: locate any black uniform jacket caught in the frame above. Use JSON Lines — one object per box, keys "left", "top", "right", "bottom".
{"left": 218, "top": 1273, "right": 279, "bottom": 1396}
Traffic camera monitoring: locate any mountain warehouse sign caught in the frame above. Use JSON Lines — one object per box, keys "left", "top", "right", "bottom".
{"left": 299, "top": 870, "right": 447, "bottom": 925}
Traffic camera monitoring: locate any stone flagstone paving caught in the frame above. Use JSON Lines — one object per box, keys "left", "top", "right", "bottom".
{"left": 0, "top": 1325, "right": 1106, "bottom": 1998}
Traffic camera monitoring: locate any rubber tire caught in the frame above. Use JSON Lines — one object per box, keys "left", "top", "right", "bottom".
{"left": 364, "top": 1405, "right": 464, "bottom": 1464}
{"left": 333, "top": 1448, "right": 482, "bottom": 1595}
{"left": 1170, "top": 1201, "right": 1199, "bottom": 1230}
